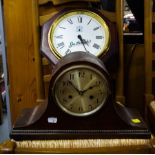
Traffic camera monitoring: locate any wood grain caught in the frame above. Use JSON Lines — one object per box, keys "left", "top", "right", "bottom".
{"left": 124, "top": 44, "right": 145, "bottom": 114}
{"left": 0, "top": 138, "right": 154, "bottom": 153}
{"left": 144, "top": 0, "right": 155, "bottom": 118}
{"left": 3, "top": 0, "right": 125, "bottom": 124}
{"left": 39, "top": 0, "right": 100, "bottom": 5}
{"left": 144, "top": 0, "right": 153, "bottom": 95}
{"left": 3, "top": 0, "right": 39, "bottom": 123}
{"left": 32, "top": 0, "right": 45, "bottom": 101}
{"left": 115, "top": 0, "right": 125, "bottom": 104}
{"left": 39, "top": 2, "right": 93, "bottom": 25}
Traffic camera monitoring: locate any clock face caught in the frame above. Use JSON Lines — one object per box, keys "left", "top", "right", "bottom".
{"left": 52, "top": 65, "right": 110, "bottom": 116}
{"left": 48, "top": 10, "right": 110, "bottom": 59}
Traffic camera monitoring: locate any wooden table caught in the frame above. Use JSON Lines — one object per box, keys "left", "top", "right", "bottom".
{"left": 0, "top": 136, "right": 155, "bottom": 153}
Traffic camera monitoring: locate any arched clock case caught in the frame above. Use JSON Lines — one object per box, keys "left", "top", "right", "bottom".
{"left": 10, "top": 52, "right": 151, "bottom": 140}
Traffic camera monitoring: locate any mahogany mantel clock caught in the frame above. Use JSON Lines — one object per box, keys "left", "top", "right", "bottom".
{"left": 10, "top": 52, "right": 151, "bottom": 140}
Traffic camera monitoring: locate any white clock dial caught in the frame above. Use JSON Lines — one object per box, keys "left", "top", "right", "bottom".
{"left": 48, "top": 10, "right": 110, "bottom": 58}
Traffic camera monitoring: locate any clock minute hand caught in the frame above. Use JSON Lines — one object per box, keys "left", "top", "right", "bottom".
{"left": 68, "top": 81, "right": 81, "bottom": 94}
{"left": 77, "top": 35, "right": 89, "bottom": 53}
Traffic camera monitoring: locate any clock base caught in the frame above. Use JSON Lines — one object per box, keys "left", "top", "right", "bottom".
{"left": 10, "top": 100, "right": 151, "bottom": 140}
{"left": 11, "top": 129, "right": 150, "bottom": 140}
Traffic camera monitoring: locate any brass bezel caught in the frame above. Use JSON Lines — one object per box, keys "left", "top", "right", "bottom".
{"left": 52, "top": 64, "right": 110, "bottom": 117}
{"left": 48, "top": 9, "right": 110, "bottom": 59}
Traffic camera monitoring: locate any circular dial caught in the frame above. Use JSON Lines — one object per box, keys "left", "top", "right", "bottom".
{"left": 48, "top": 10, "right": 110, "bottom": 58}
{"left": 52, "top": 65, "right": 110, "bottom": 116}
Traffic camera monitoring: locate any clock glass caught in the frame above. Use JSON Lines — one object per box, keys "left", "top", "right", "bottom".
{"left": 48, "top": 10, "right": 110, "bottom": 58}
{"left": 52, "top": 65, "right": 110, "bottom": 116}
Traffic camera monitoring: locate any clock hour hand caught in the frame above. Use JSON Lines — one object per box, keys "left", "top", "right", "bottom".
{"left": 77, "top": 35, "right": 89, "bottom": 53}
{"left": 81, "top": 84, "right": 99, "bottom": 94}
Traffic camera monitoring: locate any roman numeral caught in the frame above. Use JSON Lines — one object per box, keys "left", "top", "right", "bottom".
{"left": 69, "top": 105, "right": 73, "bottom": 110}
{"left": 93, "top": 43, "right": 100, "bottom": 49}
{"left": 55, "top": 35, "right": 63, "bottom": 39}
{"left": 65, "top": 49, "right": 71, "bottom": 55}
{"left": 67, "top": 19, "right": 73, "bottom": 24}
{"left": 62, "top": 81, "right": 69, "bottom": 86}
{"left": 78, "top": 106, "right": 83, "bottom": 112}
{"left": 90, "top": 74, "right": 93, "bottom": 79}
{"left": 93, "top": 26, "right": 100, "bottom": 31}
{"left": 63, "top": 98, "right": 67, "bottom": 103}
{"left": 78, "top": 16, "right": 82, "bottom": 23}
{"left": 57, "top": 42, "right": 64, "bottom": 49}
{"left": 59, "top": 89, "right": 64, "bottom": 94}
{"left": 70, "top": 73, "right": 74, "bottom": 80}
{"left": 59, "top": 26, "right": 66, "bottom": 29}
{"left": 79, "top": 72, "right": 85, "bottom": 78}
{"left": 96, "top": 81, "right": 101, "bottom": 85}
{"left": 89, "top": 105, "right": 93, "bottom": 110}
{"left": 96, "top": 36, "right": 103, "bottom": 39}
{"left": 87, "top": 18, "right": 92, "bottom": 25}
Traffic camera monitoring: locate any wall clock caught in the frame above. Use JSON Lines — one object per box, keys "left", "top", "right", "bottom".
{"left": 10, "top": 52, "right": 151, "bottom": 140}
{"left": 41, "top": 8, "right": 118, "bottom": 73}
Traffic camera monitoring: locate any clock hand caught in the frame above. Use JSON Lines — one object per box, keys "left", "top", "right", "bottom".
{"left": 77, "top": 35, "right": 89, "bottom": 53}
{"left": 81, "top": 84, "right": 99, "bottom": 94}
{"left": 68, "top": 81, "right": 81, "bottom": 94}
{"left": 83, "top": 39, "right": 89, "bottom": 47}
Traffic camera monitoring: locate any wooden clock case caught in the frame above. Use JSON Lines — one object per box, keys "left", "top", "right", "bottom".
{"left": 41, "top": 8, "right": 119, "bottom": 74}
{"left": 10, "top": 52, "right": 151, "bottom": 140}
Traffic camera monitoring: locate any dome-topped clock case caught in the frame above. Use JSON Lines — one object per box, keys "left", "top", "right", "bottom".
{"left": 49, "top": 52, "right": 112, "bottom": 117}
